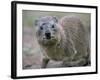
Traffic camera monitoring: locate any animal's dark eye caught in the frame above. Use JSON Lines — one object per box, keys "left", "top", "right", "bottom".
{"left": 52, "top": 25, "right": 55, "bottom": 28}
{"left": 40, "top": 26, "right": 43, "bottom": 30}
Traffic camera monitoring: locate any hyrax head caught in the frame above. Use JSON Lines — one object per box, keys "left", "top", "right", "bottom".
{"left": 35, "top": 16, "right": 61, "bottom": 46}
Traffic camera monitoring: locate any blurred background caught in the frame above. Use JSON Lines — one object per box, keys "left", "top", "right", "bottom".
{"left": 22, "top": 10, "right": 90, "bottom": 69}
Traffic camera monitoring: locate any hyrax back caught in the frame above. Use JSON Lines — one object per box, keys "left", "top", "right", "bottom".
{"left": 35, "top": 16, "right": 90, "bottom": 68}
{"left": 59, "top": 16, "right": 90, "bottom": 66}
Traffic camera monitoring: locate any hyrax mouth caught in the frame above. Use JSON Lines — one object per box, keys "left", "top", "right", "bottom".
{"left": 42, "top": 36, "right": 58, "bottom": 46}
{"left": 43, "top": 35, "right": 55, "bottom": 41}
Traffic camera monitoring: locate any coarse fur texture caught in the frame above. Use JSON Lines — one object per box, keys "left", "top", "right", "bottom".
{"left": 35, "top": 16, "right": 90, "bottom": 68}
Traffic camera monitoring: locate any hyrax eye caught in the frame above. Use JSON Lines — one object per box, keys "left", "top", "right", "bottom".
{"left": 52, "top": 25, "right": 55, "bottom": 28}
{"left": 40, "top": 26, "right": 43, "bottom": 30}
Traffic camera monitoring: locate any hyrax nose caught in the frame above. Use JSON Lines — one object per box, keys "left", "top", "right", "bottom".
{"left": 45, "top": 32, "right": 51, "bottom": 39}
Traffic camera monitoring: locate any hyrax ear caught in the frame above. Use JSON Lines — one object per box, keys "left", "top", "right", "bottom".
{"left": 53, "top": 16, "right": 58, "bottom": 23}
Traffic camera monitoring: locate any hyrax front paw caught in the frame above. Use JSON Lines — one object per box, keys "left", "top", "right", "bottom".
{"left": 41, "top": 58, "right": 49, "bottom": 68}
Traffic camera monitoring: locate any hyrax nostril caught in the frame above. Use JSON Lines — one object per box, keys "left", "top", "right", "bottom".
{"left": 45, "top": 33, "right": 51, "bottom": 39}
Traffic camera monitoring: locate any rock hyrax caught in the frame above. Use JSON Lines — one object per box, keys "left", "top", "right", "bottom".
{"left": 35, "top": 16, "right": 90, "bottom": 68}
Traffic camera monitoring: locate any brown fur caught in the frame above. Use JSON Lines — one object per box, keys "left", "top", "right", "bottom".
{"left": 36, "top": 16, "right": 90, "bottom": 68}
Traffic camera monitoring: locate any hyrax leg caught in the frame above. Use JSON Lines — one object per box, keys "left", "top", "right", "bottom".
{"left": 41, "top": 58, "right": 50, "bottom": 68}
